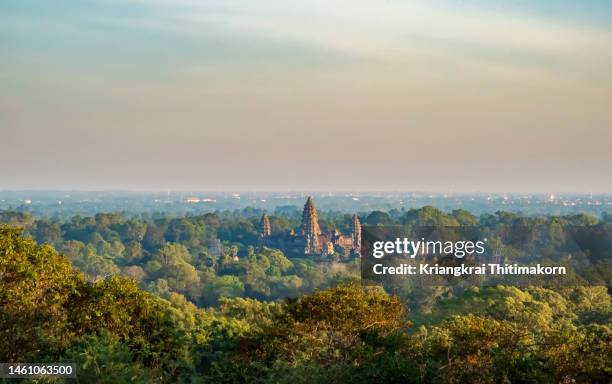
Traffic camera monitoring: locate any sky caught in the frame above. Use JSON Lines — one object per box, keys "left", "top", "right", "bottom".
{"left": 1, "top": 0, "right": 611, "bottom": 192}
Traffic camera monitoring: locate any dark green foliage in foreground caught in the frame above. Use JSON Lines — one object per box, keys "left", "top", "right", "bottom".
{"left": 1, "top": 225, "right": 611, "bottom": 383}
{"left": 203, "top": 286, "right": 611, "bottom": 384}
{"left": 0, "top": 227, "right": 187, "bottom": 380}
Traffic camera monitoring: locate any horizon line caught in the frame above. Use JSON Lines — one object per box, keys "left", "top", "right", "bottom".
{"left": 0, "top": 189, "right": 609, "bottom": 196}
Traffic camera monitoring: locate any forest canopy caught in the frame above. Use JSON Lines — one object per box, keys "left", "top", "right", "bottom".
{"left": 0, "top": 205, "right": 611, "bottom": 383}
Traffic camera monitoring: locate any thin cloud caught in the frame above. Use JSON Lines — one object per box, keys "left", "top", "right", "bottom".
{"left": 116, "top": 0, "right": 612, "bottom": 82}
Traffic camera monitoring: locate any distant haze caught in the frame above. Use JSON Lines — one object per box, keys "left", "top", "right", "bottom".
{"left": 1, "top": 1, "right": 611, "bottom": 193}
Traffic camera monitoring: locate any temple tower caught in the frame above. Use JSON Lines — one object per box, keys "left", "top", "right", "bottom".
{"left": 301, "top": 196, "right": 322, "bottom": 254}
{"left": 350, "top": 214, "right": 362, "bottom": 254}
{"left": 259, "top": 213, "right": 271, "bottom": 237}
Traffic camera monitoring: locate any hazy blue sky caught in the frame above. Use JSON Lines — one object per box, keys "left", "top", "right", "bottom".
{"left": 1, "top": 0, "right": 611, "bottom": 192}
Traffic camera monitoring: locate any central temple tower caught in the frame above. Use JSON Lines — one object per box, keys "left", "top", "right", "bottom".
{"left": 301, "top": 196, "right": 322, "bottom": 254}
{"left": 259, "top": 213, "right": 271, "bottom": 237}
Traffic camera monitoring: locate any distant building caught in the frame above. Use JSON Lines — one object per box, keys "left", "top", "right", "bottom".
{"left": 259, "top": 196, "right": 361, "bottom": 258}
{"left": 301, "top": 196, "right": 322, "bottom": 254}
{"left": 259, "top": 213, "right": 272, "bottom": 237}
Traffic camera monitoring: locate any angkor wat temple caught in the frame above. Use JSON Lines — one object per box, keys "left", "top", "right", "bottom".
{"left": 259, "top": 196, "right": 361, "bottom": 258}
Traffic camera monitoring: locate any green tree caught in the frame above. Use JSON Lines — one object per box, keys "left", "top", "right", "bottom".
{"left": 0, "top": 226, "right": 80, "bottom": 362}
{"left": 63, "top": 331, "right": 155, "bottom": 383}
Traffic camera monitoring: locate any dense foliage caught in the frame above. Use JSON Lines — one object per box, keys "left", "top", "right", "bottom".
{"left": 1, "top": 207, "right": 610, "bottom": 310}
{"left": 0, "top": 205, "right": 610, "bottom": 382}
{"left": 1, "top": 209, "right": 365, "bottom": 307}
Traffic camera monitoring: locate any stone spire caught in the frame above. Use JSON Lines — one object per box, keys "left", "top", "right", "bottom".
{"left": 259, "top": 213, "right": 271, "bottom": 237}
{"left": 301, "top": 196, "right": 321, "bottom": 254}
{"left": 350, "top": 214, "right": 362, "bottom": 254}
